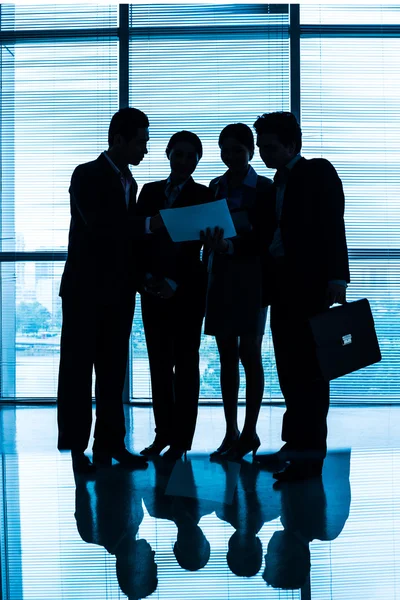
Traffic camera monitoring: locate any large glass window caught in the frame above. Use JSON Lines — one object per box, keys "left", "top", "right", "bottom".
{"left": 301, "top": 32, "right": 400, "bottom": 399}
{"left": 1, "top": 4, "right": 399, "bottom": 402}
{"left": 1, "top": 40, "right": 118, "bottom": 252}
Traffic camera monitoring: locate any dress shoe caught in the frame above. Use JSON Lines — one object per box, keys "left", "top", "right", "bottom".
{"left": 71, "top": 451, "right": 96, "bottom": 476}
{"left": 273, "top": 459, "right": 323, "bottom": 484}
{"left": 163, "top": 446, "right": 187, "bottom": 461}
{"left": 210, "top": 433, "right": 240, "bottom": 458}
{"left": 140, "top": 437, "right": 170, "bottom": 457}
{"left": 254, "top": 443, "right": 298, "bottom": 466}
{"left": 93, "top": 448, "right": 148, "bottom": 470}
{"left": 222, "top": 433, "right": 261, "bottom": 461}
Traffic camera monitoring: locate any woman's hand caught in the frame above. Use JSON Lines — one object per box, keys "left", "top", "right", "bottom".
{"left": 200, "top": 226, "right": 229, "bottom": 253}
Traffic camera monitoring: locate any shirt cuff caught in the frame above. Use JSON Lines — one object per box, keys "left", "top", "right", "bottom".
{"left": 329, "top": 279, "right": 348, "bottom": 288}
{"left": 145, "top": 216, "right": 152, "bottom": 234}
{"left": 165, "top": 278, "right": 178, "bottom": 291}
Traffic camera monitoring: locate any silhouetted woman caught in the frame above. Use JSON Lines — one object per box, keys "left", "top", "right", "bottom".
{"left": 136, "top": 131, "right": 212, "bottom": 461}
{"left": 202, "top": 123, "right": 272, "bottom": 459}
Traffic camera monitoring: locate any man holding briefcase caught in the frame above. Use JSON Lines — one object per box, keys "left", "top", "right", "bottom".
{"left": 253, "top": 111, "right": 350, "bottom": 482}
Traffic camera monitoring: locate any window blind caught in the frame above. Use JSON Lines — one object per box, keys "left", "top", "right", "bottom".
{"left": 300, "top": 4, "right": 400, "bottom": 26}
{"left": 0, "top": 4, "right": 118, "bottom": 30}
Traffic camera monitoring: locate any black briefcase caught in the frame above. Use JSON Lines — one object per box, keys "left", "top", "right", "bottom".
{"left": 308, "top": 298, "right": 382, "bottom": 381}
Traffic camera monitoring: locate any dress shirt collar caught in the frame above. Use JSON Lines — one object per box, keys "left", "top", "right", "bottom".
{"left": 285, "top": 153, "right": 302, "bottom": 171}
{"left": 103, "top": 150, "right": 122, "bottom": 175}
{"left": 242, "top": 164, "right": 258, "bottom": 188}
{"left": 165, "top": 175, "right": 191, "bottom": 193}
{"left": 103, "top": 151, "right": 133, "bottom": 180}
{"left": 218, "top": 164, "right": 258, "bottom": 191}
{"left": 274, "top": 154, "right": 302, "bottom": 185}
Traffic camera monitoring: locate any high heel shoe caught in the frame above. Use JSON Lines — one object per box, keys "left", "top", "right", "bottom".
{"left": 210, "top": 433, "right": 240, "bottom": 458}
{"left": 140, "top": 436, "right": 170, "bottom": 457}
{"left": 222, "top": 433, "right": 261, "bottom": 461}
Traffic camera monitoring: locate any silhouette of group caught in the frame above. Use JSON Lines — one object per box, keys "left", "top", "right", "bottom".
{"left": 57, "top": 107, "right": 350, "bottom": 484}
{"left": 74, "top": 451, "right": 351, "bottom": 598}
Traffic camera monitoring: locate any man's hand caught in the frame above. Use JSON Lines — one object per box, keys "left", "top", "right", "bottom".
{"left": 149, "top": 213, "right": 164, "bottom": 233}
{"left": 200, "top": 226, "right": 229, "bottom": 253}
{"left": 144, "top": 277, "right": 176, "bottom": 300}
{"left": 327, "top": 282, "right": 347, "bottom": 306}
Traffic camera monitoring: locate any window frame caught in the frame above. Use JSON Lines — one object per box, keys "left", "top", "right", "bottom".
{"left": 1, "top": 4, "right": 399, "bottom": 403}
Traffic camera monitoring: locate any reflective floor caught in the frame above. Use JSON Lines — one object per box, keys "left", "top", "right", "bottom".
{"left": 1, "top": 405, "right": 400, "bottom": 599}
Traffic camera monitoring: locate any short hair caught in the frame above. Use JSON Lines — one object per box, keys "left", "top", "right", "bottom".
{"left": 116, "top": 539, "right": 157, "bottom": 600}
{"left": 227, "top": 533, "right": 263, "bottom": 577}
{"left": 108, "top": 107, "right": 149, "bottom": 146}
{"left": 218, "top": 123, "right": 255, "bottom": 159}
{"left": 173, "top": 525, "right": 210, "bottom": 571}
{"left": 253, "top": 111, "right": 302, "bottom": 153}
{"left": 165, "top": 130, "right": 203, "bottom": 160}
{"left": 263, "top": 531, "right": 310, "bottom": 590}
{"left": 174, "top": 539, "right": 210, "bottom": 571}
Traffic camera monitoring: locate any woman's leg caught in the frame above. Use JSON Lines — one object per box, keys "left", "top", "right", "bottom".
{"left": 238, "top": 334, "right": 264, "bottom": 438}
{"left": 215, "top": 335, "right": 241, "bottom": 439}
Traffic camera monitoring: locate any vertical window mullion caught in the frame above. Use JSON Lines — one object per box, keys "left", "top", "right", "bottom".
{"left": 290, "top": 3, "right": 301, "bottom": 123}
{"left": 119, "top": 4, "right": 129, "bottom": 109}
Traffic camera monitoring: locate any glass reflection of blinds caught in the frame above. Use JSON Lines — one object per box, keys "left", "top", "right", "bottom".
{"left": 128, "top": 4, "right": 290, "bottom": 400}
{"left": 300, "top": 8, "right": 400, "bottom": 400}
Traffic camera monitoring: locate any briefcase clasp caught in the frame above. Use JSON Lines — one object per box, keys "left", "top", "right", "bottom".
{"left": 342, "top": 334, "right": 352, "bottom": 346}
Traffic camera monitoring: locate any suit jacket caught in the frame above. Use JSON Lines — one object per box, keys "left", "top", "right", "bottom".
{"left": 259, "top": 157, "right": 350, "bottom": 303}
{"left": 136, "top": 177, "right": 213, "bottom": 287}
{"left": 60, "top": 153, "right": 147, "bottom": 304}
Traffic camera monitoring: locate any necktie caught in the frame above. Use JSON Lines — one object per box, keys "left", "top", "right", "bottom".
{"left": 165, "top": 182, "right": 180, "bottom": 208}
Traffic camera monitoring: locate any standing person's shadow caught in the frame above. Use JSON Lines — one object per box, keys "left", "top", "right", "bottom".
{"left": 143, "top": 459, "right": 217, "bottom": 571}
{"left": 74, "top": 467, "right": 158, "bottom": 599}
{"left": 214, "top": 460, "right": 281, "bottom": 577}
{"left": 263, "top": 450, "right": 351, "bottom": 591}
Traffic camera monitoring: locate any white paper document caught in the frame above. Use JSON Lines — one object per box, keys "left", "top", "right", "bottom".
{"left": 159, "top": 198, "right": 236, "bottom": 243}
{"left": 165, "top": 456, "right": 241, "bottom": 505}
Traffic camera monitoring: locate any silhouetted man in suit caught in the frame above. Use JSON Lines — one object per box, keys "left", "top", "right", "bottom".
{"left": 253, "top": 112, "right": 350, "bottom": 482}
{"left": 57, "top": 107, "right": 162, "bottom": 473}
{"left": 74, "top": 468, "right": 158, "bottom": 599}
{"left": 263, "top": 450, "right": 351, "bottom": 591}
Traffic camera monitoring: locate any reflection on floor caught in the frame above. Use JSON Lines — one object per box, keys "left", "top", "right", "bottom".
{"left": 1, "top": 405, "right": 400, "bottom": 599}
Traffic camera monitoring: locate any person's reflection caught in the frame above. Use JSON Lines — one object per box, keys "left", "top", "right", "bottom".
{"left": 263, "top": 450, "right": 351, "bottom": 590}
{"left": 215, "top": 460, "right": 281, "bottom": 577}
{"left": 143, "top": 459, "right": 215, "bottom": 571}
{"left": 115, "top": 537, "right": 157, "bottom": 600}
{"left": 74, "top": 468, "right": 157, "bottom": 599}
